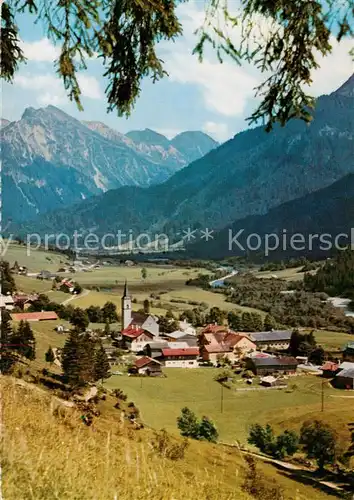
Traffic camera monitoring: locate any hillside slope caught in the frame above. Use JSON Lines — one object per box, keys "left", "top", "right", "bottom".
{"left": 18, "top": 74, "right": 354, "bottom": 241}
{"left": 188, "top": 173, "right": 354, "bottom": 259}
{"left": 1, "top": 376, "right": 337, "bottom": 500}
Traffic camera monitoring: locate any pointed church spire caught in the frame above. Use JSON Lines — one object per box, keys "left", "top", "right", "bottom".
{"left": 123, "top": 279, "right": 129, "bottom": 297}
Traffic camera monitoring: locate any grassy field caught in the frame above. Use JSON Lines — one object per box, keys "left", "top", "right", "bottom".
{"left": 104, "top": 369, "right": 353, "bottom": 448}
{"left": 72, "top": 265, "right": 205, "bottom": 289}
{"left": 2, "top": 376, "right": 337, "bottom": 500}
{"left": 15, "top": 275, "right": 54, "bottom": 294}
{"left": 7, "top": 243, "right": 266, "bottom": 317}
{"left": 312, "top": 330, "right": 353, "bottom": 351}
{"left": 11, "top": 319, "right": 70, "bottom": 373}
{"left": 4, "top": 242, "right": 70, "bottom": 272}
{"left": 254, "top": 267, "right": 312, "bottom": 282}
{"left": 71, "top": 271, "right": 266, "bottom": 317}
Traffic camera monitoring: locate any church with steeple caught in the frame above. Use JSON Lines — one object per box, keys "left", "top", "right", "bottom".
{"left": 121, "top": 281, "right": 159, "bottom": 337}
{"left": 121, "top": 280, "right": 132, "bottom": 330}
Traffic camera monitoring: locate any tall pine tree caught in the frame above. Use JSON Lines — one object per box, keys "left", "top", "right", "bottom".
{"left": 45, "top": 346, "right": 55, "bottom": 366}
{"left": 0, "top": 311, "right": 16, "bottom": 373}
{"left": 0, "top": 261, "right": 16, "bottom": 295}
{"left": 14, "top": 320, "right": 36, "bottom": 360}
{"left": 61, "top": 330, "right": 95, "bottom": 386}
{"left": 94, "top": 343, "right": 110, "bottom": 383}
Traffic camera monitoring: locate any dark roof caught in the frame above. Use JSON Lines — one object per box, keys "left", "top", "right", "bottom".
{"left": 249, "top": 330, "right": 293, "bottom": 342}
{"left": 131, "top": 312, "right": 150, "bottom": 325}
{"left": 250, "top": 356, "right": 298, "bottom": 367}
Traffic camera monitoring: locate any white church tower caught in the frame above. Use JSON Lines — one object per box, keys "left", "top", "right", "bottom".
{"left": 121, "top": 280, "right": 132, "bottom": 330}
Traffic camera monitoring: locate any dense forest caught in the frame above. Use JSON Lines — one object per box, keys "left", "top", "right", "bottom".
{"left": 225, "top": 274, "right": 354, "bottom": 333}
{"left": 304, "top": 250, "right": 354, "bottom": 299}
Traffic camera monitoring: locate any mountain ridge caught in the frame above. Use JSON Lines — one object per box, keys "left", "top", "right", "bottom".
{"left": 1, "top": 106, "right": 217, "bottom": 222}
{"left": 188, "top": 173, "right": 354, "bottom": 259}
{"left": 12, "top": 74, "right": 354, "bottom": 246}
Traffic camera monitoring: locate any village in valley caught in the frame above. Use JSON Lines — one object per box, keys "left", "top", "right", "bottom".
{"left": 2, "top": 245, "right": 354, "bottom": 386}
{"left": 1, "top": 241, "right": 354, "bottom": 498}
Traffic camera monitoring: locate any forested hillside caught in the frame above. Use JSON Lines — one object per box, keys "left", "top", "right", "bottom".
{"left": 304, "top": 250, "right": 354, "bottom": 299}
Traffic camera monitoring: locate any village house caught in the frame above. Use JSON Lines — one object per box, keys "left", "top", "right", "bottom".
{"left": 37, "top": 270, "right": 58, "bottom": 280}
{"left": 202, "top": 324, "right": 230, "bottom": 335}
{"left": 161, "top": 347, "right": 199, "bottom": 368}
{"left": 11, "top": 311, "right": 59, "bottom": 322}
{"left": 178, "top": 319, "right": 196, "bottom": 336}
{"left": 248, "top": 330, "right": 293, "bottom": 351}
{"left": 199, "top": 329, "right": 256, "bottom": 365}
{"left": 246, "top": 356, "right": 298, "bottom": 376}
{"left": 0, "top": 294, "right": 14, "bottom": 311}
{"left": 144, "top": 341, "right": 168, "bottom": 359}
{"left": 60, "top": 278, "right": 75, "bottom": 293}
{"left": 121, "top": 325, "right": 155, "bottom": 353}
{"left": 133, "top": 357, "right": 163, "bottom": 376}
{"left": 164, "top": 331, "right": 198, "bottom": 346}
{"left": 13, "top": 293, "right": 39, "bottom": 310}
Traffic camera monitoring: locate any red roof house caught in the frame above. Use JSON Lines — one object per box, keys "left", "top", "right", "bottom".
{"left": 11, "top": 311, "right": 58, "bottom": 322}
{"left": 121, "top": 325, "right": 154, "bottom": 352}
{"left": 121, "top": 325, "right": 147, "bottom": 338}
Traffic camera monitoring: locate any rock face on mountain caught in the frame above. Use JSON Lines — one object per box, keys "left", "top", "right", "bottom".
{"left": 2, "top": 106, "right": 217, "bottom": 221}
{"left": 14, "top": 74, "right": 354, "bottom": 244}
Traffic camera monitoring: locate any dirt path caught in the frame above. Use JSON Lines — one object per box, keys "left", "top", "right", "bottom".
{"left": 219, "top": 443, "right": 346, "bottom": 494}
{"left": 61, "top": 288, "right": 90, "bottom": 305}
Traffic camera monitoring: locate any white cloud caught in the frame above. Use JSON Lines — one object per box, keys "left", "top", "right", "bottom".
{"left": 20, "top": 38, "right": 60, "bottom": 62}
{"left": 15, "top": 72, "right": 102, "bottom": 106}
{"left": 202, "top": 121, "right": 230, "bottom": 142}
{"left": 15, "top": 74, "right": 67, "bottom": 105}
{"left": 309, "top": 38, "right": 354, "bottom": 96}
{"left": 166, "top": 52, "right": 258, "bottom": 116}
{"left": 161, "top": 1, "right": 261, "bottom": 117}
{"left": 20, "top": 37, "right": 99, "bottom": 63}
{"left": 77, "top": 74, "right": 102, "bottom": 100}
{"left": 162, "top": 1, "right": 353, "bottom": 119}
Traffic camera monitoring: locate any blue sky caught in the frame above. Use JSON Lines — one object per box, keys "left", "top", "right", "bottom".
{"left": 2, "top": 1, "right": 353, "bottom": 142}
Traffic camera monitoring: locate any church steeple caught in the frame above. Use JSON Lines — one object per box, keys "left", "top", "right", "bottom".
{"left": 123, "top": 279, "right": 130, "bottom": 298}
{"left": 121, "top": 280, "right": 132, "bottom": 330}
